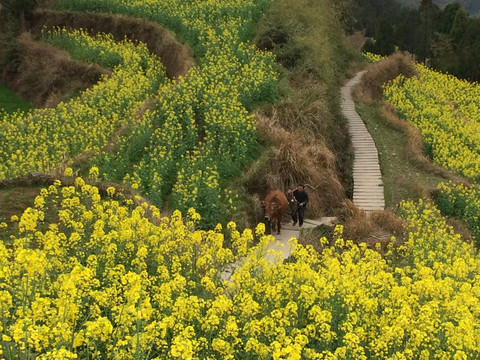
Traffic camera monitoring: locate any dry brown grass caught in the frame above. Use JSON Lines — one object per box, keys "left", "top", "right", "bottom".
{"left": 267, "top": 72, "right": 333, "bottom": 143}
{"left": 347, "top": 31, "right": 367, "bottom": 52}
{"left": 352, "top": 52, "right": 418, "bottom": 102}
{"left": 5, "top": 32, "right": 111, "bottom": 107}
{"left": 30, "top": 9, "right": 194, "bottom": 79}
{"left": 243, "top": 111, "right": 346, "bottom": 218}
{"left": 338, "top": 200, "right": 405, "bottom": 253}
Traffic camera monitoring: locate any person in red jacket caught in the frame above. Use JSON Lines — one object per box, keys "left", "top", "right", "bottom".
{"left": 292, "top": 184, "right": 309, "bottom": 227}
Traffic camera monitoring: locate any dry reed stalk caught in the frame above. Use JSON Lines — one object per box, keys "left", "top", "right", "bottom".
{"left": 252, "top": 112, "right": 345, "bottom": 217}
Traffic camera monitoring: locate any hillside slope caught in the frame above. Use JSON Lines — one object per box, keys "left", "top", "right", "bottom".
{"left": 0, "top": 0, "right": 357, "bottom": 229}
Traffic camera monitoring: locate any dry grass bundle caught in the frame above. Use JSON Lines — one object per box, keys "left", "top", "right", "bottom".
{"left": 30, "top": 9, "right": 194, "bottom": 79}
{"left": 270, "top": 72, "right": 333, "bottom": 137}
{"left": 244, "top": 112, "right": 345, "bottom": 217}
{"left": 9, "top": 32, "right": 110, "bottom": 107}
{"left": 352, "top": 52, "right": 418, "bottom": 102}
{"left": 339, "top": 200, "right": 406, "bottom": 253}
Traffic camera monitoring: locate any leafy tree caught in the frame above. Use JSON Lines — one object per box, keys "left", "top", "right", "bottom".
{"left": 396, "top": 9, "right": 421, "bottom": 53}
{"left": 439, "top": 2, "right": 462, "bottom": 33}
{"left": 450, "top": 7, "right": 469, "bottom": 43}
{"left": 374, "top": 15, "right": 396, "bottom": 56}
{"left": 331, "top": 0, "right": 356, "bottom": 34}
{"left": 417, "top": 0, "right": 440, "bottom": 61}
{"left": 462, "top": 18, "right": 480, "bottom": 81}
{"left": 430, "top": 32, "right": 458, "bottom": 74}
{"left": 351, "top": 0, "right": 408, "bottom": 36}
{"left": 0, "top": 0, "right": 41, "bottom": 32}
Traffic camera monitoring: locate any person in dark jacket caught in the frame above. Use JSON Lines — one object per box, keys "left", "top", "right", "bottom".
{"left": 293, "top": 184, "right": 309, "bottom": 227}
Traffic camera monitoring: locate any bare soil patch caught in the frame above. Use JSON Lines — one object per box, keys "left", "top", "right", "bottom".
{"left": 5, "top": 32, "right": 110, "bottom": 107}
{"left": 30, "top": 9, "right": 194, "bottom": 79}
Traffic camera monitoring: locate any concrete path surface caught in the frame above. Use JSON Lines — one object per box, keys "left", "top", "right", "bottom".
{"left": 264, "top": 217, "right": 337, "bottom": 263}
{"left": 341, "top": 71, "right": 385, "bottom": 211}
{"left": 221, "top": 217, "right": 336, "bottom": 281}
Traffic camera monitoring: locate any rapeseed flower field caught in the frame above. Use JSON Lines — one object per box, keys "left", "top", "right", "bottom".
{"left": 1, "top": 0, "right": 278, "bottom": 226}
{"left": 2, "top": 2, "right": 480, "bottom": 358}
{"left": 0, "top": 27, "right": 166, "bottom": 181}
{"left": 52, "top": 0, "right": 278, "bottom": 226}
{"left": 380, "top": 59, "right": 480, "bottom": 246}
{"left": 1, "top": 179, "right": 480, "bottom": 359}
{"left": 436, "top": 181, "right": 480, "bottom": 246}
{"left": 384, "top": 64, "right": 480, "bottom": 181}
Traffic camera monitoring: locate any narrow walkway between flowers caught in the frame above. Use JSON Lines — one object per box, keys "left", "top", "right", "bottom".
{"left": 221, "top": 217, "right": 336, "bottom": 281}
{"left": 341, "top": 71, "right": 385, "bottom": 211}
{"left": 263, "top": 217, "right": 336, "bottom": 263}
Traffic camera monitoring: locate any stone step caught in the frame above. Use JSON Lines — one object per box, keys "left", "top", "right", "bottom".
{"left": 354, "top": 195, "right": 384, "bottom": 200}
{"left": 359, "top": 206, "right": 385, "bottom": 211}
{"left": 354, "top": 151, "right": 379, "bottom": 155}
{"left": 342, "top": 70, "right": 384, "bottom": 211}
{"left": 354, "top": 181, "right": 383, "bottom": 185}
{"left": 353, "top": 165, "right": 381, "bottom": 169}
{"left": 354, "top": 170, "right": 382, "bottom": 174}
{"left": 354, "top": 184, "right": 384, "bottom": 188}
{"left": 354, "top": 154, "right": 379, "bottom": 158}
{"left": 355, "top": 175, "right": 383, "bottom": 179}
{"left": 356, "top": 198, "right": 385, "bottom": 202}
{"left": 354, "top": 157, "right": 380, "bottom": 161}
{"left": 354, "top": 181, "right": 384, "bottom": 186}
{"left": 354, "top": 162, "right": 381, "bottom": 166}
{"left": 354, "top": 152, "right": 379, "bottom": 156}
{"left": 355, "top": 203, "right": 385, "bottom": 207}
{"left": 354, "top": 195, "right": 385, "bottom": 200}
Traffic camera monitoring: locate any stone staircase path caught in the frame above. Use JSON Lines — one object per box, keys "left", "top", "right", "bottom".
{"left": 341, "top": 71, "right": 385, "bottom": 211}
{"left": 221, "top": 70, "right": 384, "bottom": 281}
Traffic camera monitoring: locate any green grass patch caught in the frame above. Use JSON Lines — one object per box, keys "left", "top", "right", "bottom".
{"left": 0, "top": 82, "right": 32, "bottom": 113}
{"left": 355, "top": 102, "right": 449, "bottom": 209}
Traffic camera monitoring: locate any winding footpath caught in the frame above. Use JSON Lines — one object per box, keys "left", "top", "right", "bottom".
{"left": 222, "top": 70, "right": 384, "bottom": 278}
{"left": 341, "top": 71, "right": 385, "bottom": 211}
